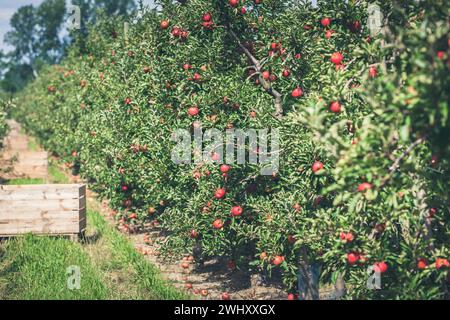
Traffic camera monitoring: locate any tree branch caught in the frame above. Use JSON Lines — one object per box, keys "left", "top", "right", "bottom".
{"left": 227, "top": 28, "right": 283, "bottom": 119}
{"left": 381, "top": 136, "right": 426, "bottom": 187}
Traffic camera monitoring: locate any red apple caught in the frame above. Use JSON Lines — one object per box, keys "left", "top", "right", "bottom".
{"left": 160, "top": 20, "right": 169, "bottom": 30}
{"left": 329, "top": 101, "right": 342, "bottom": 113}
{"left": 273, "top": 256, "right": 285, "bottom": 266}
{"left": 213, "top": 219, "right": 224, "bottom": 229}
{"left": 291, "top": 87, "right": 303, "bottom": 98}
{"left": 436, "top": 258, "right": 449, "bottom": 269}
{"left": 214, "top": 188, "right": 226, "bottom": 199}
{"left": 193, "top": 73, "right": 201, "bottom": 81}
{"left": 190, "top": 230, "right": 199, "bottom": 238}
{"left": 321, "top": 17, "right": 331, "bottom": 27}
{"left": 171, "top": 27, "right": 181, "bottom": 37}
{"left": 417, "top": 258, "right": 427, "bottom": 270}
{"left": 202, "top": 13, "right": 212, "bottom": 22}
{"left": 358, "top": 182, "right": 372, "bottom": 192}
{"left": 187, "top": 106, "right": 199, "bottom": 116}
{"left": 222, "top": 292, "right": 231, "bottom": 300}
{"left": 369, "top": 66, "right": 378, "bottom": 78}
{"left": 229, "top": 0, "right": 239, "bottom": 7}
{"left": 230, "top": 206, "right": 243, "bottom": 217}
{"left": 312, "top": 161, "right": 324, "bottom": 173}
{"left": 330, "top": 52, "right": 344, "bottom": 65}
{"left": 347, "top": 253, "right": 359, "bottom": 265}
{"left": 129, "top": 213, "right": 138, "bottom": 220}
{"left": 282, "top": 69, "right": 290, "bottom": 78}
{"left": 374, "top": 261, "right": 388, "bottom": 273}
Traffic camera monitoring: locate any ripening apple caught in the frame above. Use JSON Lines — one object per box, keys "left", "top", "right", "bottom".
{"left": 312, "top": 161, "right": 324, "bottom": 173}
{"left": 273, "top": 256, "right": 285, "bottom": 266}
{"left": 129, "top": 213, "right": 138, "bottom": 220}
{"left": 160, "top": 20, "right": 169, "bottom": 29}
{"left": 374, "top": 261, "right": 388, "bottom": 273}
{"left": 358, "top": 182, "right": 372, "bottom": 192}
{"left": 222, "top": 292, "right": 231, "bottom": 300}
{"left": 190, "top": 230, "right": 199, "bottom": 238}
{"left": 229, "top": 0, "right": 239, "bottom": 7}
{"left": 202, "top": 12, "right": 212, "bottom": 22}
{"left": 213, "top": 219, "right": 224, "bottom": 229}
{"left": 193, "top": 73, "right": 201, "bottom": 81}
{"left": 321, "top": 17, "right": 331, "bottom": 27}
{"left": 329, "top": 101, "right": 342, "bottom": 113}
{"left": 291, "top": 87, "right": 303, "bottom": 98}
{"left": 171, "top": 27, "right": 181, "bottom": 37}
{"left": 347, "top": 253, "right": 359, "bottom": 265}
{"left": 369, "top": 66, "right": 378, "bottom": 78}
{"left": 187, "top": 106, "right": 199, "bottom": 116}
{"left": 330, "top": 52, "right": 344, "bottom": 65}
{"left": 230, "top": 206, "right": 243, "bottom": 217}
{"left": 417, "top": 259, "right": 427, "bottom": 270}
{"left": 436, "top": 258, "right": 449, "bottom": 270}
{"left": 215, "top": 188, "right": 226, "bottom": 199}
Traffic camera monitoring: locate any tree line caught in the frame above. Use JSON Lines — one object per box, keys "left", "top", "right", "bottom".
{"left": 0, "top": 0, "right": 140, "bottom": 93}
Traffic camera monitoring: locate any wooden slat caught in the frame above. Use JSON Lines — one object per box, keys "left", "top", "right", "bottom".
{"left": 0, "top": 189, "right": 80, "bottom": 200}
{"left": 0, "top": 198, "right": 80, "bottom": 212}
{"left": 0, "top": 224, "right": 81, "bottom": 235}
{"left": 1, "top": 184, "right": 83, "bottom": 191}
{"left": 0, "top": 211, "right": 79, "bottom": 221}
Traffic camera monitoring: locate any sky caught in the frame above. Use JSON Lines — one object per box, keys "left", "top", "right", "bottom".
{"left": 0, "top": 0, "right": 156, "bottom": 52}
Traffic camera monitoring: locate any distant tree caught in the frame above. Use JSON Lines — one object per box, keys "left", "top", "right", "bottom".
{"left": 4, "top": 5, "right": 37, "bottom": 75}
{"left": 69, "top": 0, "right": 137, "bottom": 54}
{"left": 2, "top": 0, "right": 66, "bottom": 91}
{"left": 1, "top": 0, "right": 137, "bottom": 92}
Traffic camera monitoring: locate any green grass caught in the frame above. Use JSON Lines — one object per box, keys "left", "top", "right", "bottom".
{"left": 6, "top": 178, "right": 45, "bottom": 185}
{"left": 0, "top": 156, "right": 188, "bottom": 300}
{"left": 27, "top": 136, "right": 40, "bottom": 152}
{"left": 87, "top": 209, "right": 188, "bottom": 300}
{"left": 48, "top": 160, "right": 70, "bottom": 184}
{"left": 0, "top": 235, "right": 110, "bottom": 300}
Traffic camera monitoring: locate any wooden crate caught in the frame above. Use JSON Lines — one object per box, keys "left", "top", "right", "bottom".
{"left": 0, "top": 184, "right": 86, "bottom": 239}
{"left": 0, "top": 151, "right": 48, "bottom": 179}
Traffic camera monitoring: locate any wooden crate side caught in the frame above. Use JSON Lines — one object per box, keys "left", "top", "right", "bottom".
{"left": 0, "top": 184, "right": 87, "bottom": 236}
{"left": 0, "top": 184, "right": 84, "bottom": 192}
{"left": 0, "top": 211, "right": 79, "bottom": 221}
{"left": 0, "top": 199, "right": 80, "bottom": 212}
{"left": 0, "top": 224, "right": 81, "bottom": 236}
{"left": 0, "top": 189, "right": 80, "bottom": 200}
